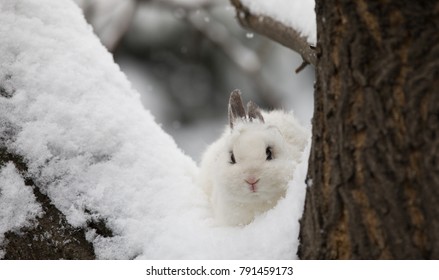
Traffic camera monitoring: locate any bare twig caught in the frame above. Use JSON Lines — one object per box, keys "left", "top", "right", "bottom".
{"left": 230, "top": 0, "right": 317, "bottom": 67}
{"left": 295, "top": 59, "right": 309, "bottom": 73}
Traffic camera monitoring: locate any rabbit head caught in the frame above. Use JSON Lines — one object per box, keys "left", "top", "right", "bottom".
{"left": 214, "top": 90, "right": 293, "bottom": 205}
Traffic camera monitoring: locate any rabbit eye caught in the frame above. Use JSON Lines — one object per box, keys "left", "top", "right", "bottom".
{"left": 230, "top": 151, "right": 236, "bottom": 164}
{"left": 266, "top": 147, "right": 273, "bottom": 161}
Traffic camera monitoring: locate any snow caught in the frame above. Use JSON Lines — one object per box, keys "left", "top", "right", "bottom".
{"left": 240, "top": 0, "right": 317, "bottom": 45}
{"left": 0, "top": 163, "right": 43, "bottom": 258}
{"left": 0, "top": 0, "right": 311, "bottom": 259}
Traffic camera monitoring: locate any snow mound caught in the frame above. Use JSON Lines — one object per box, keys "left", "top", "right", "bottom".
{"left": 241, "top": 0, "right": 316, "bottom": 45}
{"left": 0, "top": 0, "right": 309, "bottom": 259}
{"left": 0, "top": 163, "right": 43, "bottom": 258}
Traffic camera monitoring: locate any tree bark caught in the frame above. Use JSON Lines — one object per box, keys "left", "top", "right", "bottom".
{"left": 299, "top": 1, "right": 439, "bottom": 259}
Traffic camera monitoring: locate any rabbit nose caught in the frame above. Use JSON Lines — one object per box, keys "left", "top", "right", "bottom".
{"left": 245, "top": 177, "right": 260, "bottom": 185}
{"left": 245, "top": 177, "right": 260, "bottom": 193}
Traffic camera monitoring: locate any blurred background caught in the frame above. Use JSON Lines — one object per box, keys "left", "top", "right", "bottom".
{"left": 74, "top": 0, "right": 315, "bottom": 162}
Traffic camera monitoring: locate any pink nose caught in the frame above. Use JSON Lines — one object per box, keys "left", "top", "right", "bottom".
{"left": 245, "top": 177, "right": 260, "bottom": 185}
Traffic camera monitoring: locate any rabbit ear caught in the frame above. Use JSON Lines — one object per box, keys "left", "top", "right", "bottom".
{"left": 228, "top": 89, "right": 246, "bottom": 129}
{"left": 247, "top": 100, "right": 264, "bottom": 123}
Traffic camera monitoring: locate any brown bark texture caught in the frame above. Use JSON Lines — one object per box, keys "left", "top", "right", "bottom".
{"left": 299, "top": 1, "right": 439, "bottom": 259}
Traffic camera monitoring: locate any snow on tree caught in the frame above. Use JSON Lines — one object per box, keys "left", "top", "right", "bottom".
{"left": 0, "top": 163, "right": 43, "bottom": 258}
{"left": 0, "top": 0, "right": 310, "bottom": 259}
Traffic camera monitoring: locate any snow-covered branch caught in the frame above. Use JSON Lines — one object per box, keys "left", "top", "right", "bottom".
{"left": 0, "top": 0, "right": 309, "bottom": 259}
{"left": 230, "top": 0, "right": 317, "bottom": 67}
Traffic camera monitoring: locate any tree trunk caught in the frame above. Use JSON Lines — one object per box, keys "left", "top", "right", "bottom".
{"left": 299, "top": 1, "right": 439, "bottom": 259}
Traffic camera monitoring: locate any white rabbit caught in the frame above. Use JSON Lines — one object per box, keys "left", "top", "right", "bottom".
{"left": 199, "top": 90, "right": 309, "bottom": 226}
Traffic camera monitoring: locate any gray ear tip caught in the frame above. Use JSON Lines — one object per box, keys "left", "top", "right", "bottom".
{"left": 229, "top": 89, "right": 242, "bottom": 101}
{"left": 246, "top": 100, "right": 255, "bottom": 109}
{"left": 247, "top": 99, "right": 265, "bottom": 123}
{"left": 229, "top": 89, "right": 244, "bottom": 108}
{"left": 228, "top": 89, "right": 246, "bottom": 129}
{"left": 231, "top": 89, "right": 241, "bottom": 96}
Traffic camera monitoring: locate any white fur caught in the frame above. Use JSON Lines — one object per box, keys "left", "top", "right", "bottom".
{"left": 199, "top": 110, "right": 309, "bottom": 226}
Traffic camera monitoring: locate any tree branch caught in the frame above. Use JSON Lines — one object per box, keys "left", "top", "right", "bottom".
{"left": 230, "top": 0, "right": 317, "bottom": 67}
